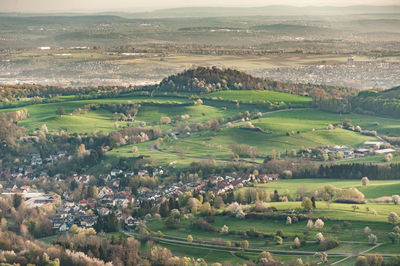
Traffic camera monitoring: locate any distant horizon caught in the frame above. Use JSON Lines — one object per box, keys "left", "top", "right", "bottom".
{"left": 1, "top": 0, "right": 399, "bottom": 13}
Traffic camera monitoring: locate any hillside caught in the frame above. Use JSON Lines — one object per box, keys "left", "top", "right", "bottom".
{"left": 352, "top": 86, "right": 400, "bottom": 118}
{"left": 151, "top": 67, "right": 356, "bottom": 98}
{"left": 126, "top": 5, "right": 400, "bottom": 18}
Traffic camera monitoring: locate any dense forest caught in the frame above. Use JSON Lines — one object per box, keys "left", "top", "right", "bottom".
{"left": 351, "top": 86, "right": 400, "bottom": 118}
{"left": 0, "top": 84, "right": 133, "bottom": 102}
{"left": 294, "top": 163, "right": 400, "bottom": 180}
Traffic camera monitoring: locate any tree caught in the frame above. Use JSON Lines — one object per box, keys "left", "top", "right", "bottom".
{"left": 355, "top": 256, "right": 368, "bottom": 266}
{"left": 56, "top": 106, "right": 66, "bottom": 116}
{"left": 13, "top": 194, "right": 23, "bottom": 209}
{"left": 200, "top": 202, "right": 212, "bottom": 216}
{"left": 159, "top": 200, "right": 170, "bottom": 218}
{"left": 385, "top": 153, "right": 393, "bottom": 162}
{"left": 361, "top": 177, "right": 370, "bottom": 186}
{"left": 220, "top": 225, "right": 229, "bottom": 234}
{"left": 160, "top": 116, "right": 171, "bottom": 124}
{"left": 307, "top": 219, "right": 314, "bottom": 228}
{"left": 314, "top": 219, "right": 324, "bottom": 229}
{"left": 314, "top": 252, "right": 328, "bottom": 263}
{"left": 388, "top": 232, "right": 400, "bottom": 244}
{"left": 301, "top": 197, "right": 313, "bottom": 211}
{"left": 315, "top": 233, "right": 324, "bottom": 243}
{"left": 87, "top": 186, "right": 98, "bottom": 199}
{"left": 311, "top": 196, "right": 316, "bottom": 209}
{"left": 280, "top": 170, "right": 292, "bottom": 179}
{"left": 368, "top": 234, "right": 377, "bottom": 244}
{"left": 365, "top": 254, "right": 383, "bottom": 266}
{"left": 240, "top": 240, "right": 249, "bottom": 249}
{"left": 132, "top": 146, "right": 138, "bottom": 154}
{"left": 213, "top": 196, "right": 225, "bottom": 209}
{"left": 273, "top": 190, "right": 280, "bottom": 202}
{"left": 41, "top": 124, "right": 48, "bottom": 133}
{"left": 392, "top": 195, "right": 400, "bottom": 205}
{"left": 294, "top": 237, "right": 301, "bottom": 248}
{"left": 187, "top": 234, "right": 193, "bottom": 243}
{"left": 388, "top": 212, "right": 400, "bottom": 225}
{"left": 364, "top": 226, "right": 371, "bottom": 236}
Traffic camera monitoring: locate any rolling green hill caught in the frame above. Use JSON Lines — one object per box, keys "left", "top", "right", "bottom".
{"left": 204, "top": 90, "right": 312, "bottom": 106}
{"left": 352, "top": 86, "right": 400, "bottom": 119}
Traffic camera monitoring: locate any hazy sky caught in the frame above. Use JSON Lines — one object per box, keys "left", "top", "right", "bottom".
{"left": 1, "top": 0, "right": 399, "bottom": 12}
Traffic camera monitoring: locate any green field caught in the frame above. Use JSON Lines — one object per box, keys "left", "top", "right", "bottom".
{"left": 156, "top": 108, "right": 400, "bottom": 164}
{"left": 246, "top": 179, "right": 400, "bottom": 200}
{"left": 204, "top": 90, "right": 312, "bottom": 106}
{"left": 144, "top": 176, "right": 400, "bottom": 263}
{"left": 1, "top": 97, "right": 190, "bottom": 133}
{"left": 159, "top": 126, "right": 377, "bottom": 161}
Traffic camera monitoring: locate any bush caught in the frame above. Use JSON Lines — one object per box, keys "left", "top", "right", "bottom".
{"left": 192, "top": 218, "right": 216, "bottom": 232}
{"left": 314, "top": 219, "right": 324, "bottom": 229}
{"left": 335, "top": 198, "right": 366, "bottom": 204}
{"left": 276, "top": 230, "right": 284, "bottom": 238}
{"left": 343, "top": 221, "right": 352, "bottom": 228}
{"left": 331, "top": 224, "right": 341, "bottom": 232}
{"left": 315, "top": 232, "right": 325, "bottom": 243}
{"left": 318, "top": 237, "right": 340, "bottom": 251}
{"left": 361, "top": 177, "right": 370, "bottom": 186}
{"left": 368, "top": 234, "right": 377, "bottom": 244}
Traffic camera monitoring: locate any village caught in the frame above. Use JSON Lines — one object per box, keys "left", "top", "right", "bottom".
{"left": 0, "top": 160, "right": 280, "bottom": 234}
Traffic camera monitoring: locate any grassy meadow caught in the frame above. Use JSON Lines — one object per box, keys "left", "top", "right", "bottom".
{"left": 204, "top": 90, "right": 312, "bottom": 106}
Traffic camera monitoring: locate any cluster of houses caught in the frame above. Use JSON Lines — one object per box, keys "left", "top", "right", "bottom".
{"left": 50, "top": 170, "right": 280, "bottom": 232}
{"left": 0, "top": 163, "right": 281, "bottom": 233}
{"left": 355, "top": 141, "right": 396, "bottom": 156}
{"left": 31, "top": 152, "right": 67, "bottom": 167}
{"left": 1, "top": 185, "right": 61, "bottom": 208}
{"left": 319, "top": 141, "right": 396, "bottom": 160}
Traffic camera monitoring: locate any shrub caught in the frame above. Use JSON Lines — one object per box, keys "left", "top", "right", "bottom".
{"left": 253, "top": 200, "right": 270, "bottom": 212}
{"left": 280, "top": 170, "right": 293, "bottom": 179}
{"left": 365, "top": 254, "right": 383, "bottom": 265}
{"left": 335, "top": 198, "right": 366, "bottom": 204}
{"left": 392, "top": 195, "right": 400, "bottom": 205}
{"left": 388, "top": 212, "right": 400, "bottom": 225}
{"left": 318, "top": 237, "right": 340, "bottom": 251}
{"left": 160, "top": 116, "right": 171, "bottom": 124}
{"left": 293, "top": 237, "right": 301, "bottom": 249}
{"left": 315, "top": 232, "right": 325, "bottom": 243}
{"left": 364, "top": 226, "right": 372, "bottom": 236}
{"left": 355, "top": 256, "right": 368, "bottom": 266}
{"left": 301, "top": 197, "right": 313, "bottom": 211}
{"left": 343, "top": 221, "right": 352, "bottom": 228}
{"left": 331, "top": 224, "right": 341, "bottom": 232}
{"left": 368, "top": 234, "right": 377, "bottom": 244}
{"left": 192, "top": 218, "right": 216, "bottom": 232}
{"left": 361, "top": 176, "right": 370, "bottom": 186}
{"left": 220, "top": 225, "right": 229, "bottom": 234}
{"left": 314, "top": 219, "right": 324, "bottom": 229}
{"left": 275, "top": 236, "right": 283, "bottom": 245}
{"left": 307, "top": 219, "right": 314, "bottom": 228}
{"left": 226, "top": 202, "right": 246, "bottom": 219}
{"left": 276, "top": 230, "right": 284, "bottom": 238}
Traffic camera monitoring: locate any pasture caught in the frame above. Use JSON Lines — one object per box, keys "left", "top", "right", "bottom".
{"left": 247, "top": 179, "right": 400, "bottom": 200}
{"left": 203, "top": 90, "right": 312, "bottom": 106}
